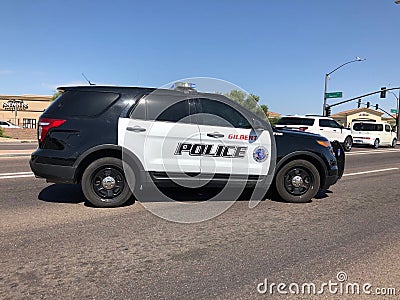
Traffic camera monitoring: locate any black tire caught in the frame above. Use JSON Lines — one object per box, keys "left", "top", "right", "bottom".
{"left": 343, "top": 136, "right": 353, "bottom": 152}
{"left": 275, "top": 159, "right": 320, "bottom": 203}
{"left": 81, "top": 157, "right": 134, "bottom": 208}
{"left": 392, "top": 139, "right": 397, "bottom": 148}
{"left": 373, "top": 139, "right": 380, "bottom": 149}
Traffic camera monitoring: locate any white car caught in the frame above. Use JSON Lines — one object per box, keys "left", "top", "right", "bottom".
{"left": 275, "top": 115, "right": 353, "bottom": 151}
{"left": 351, "top": 121, "right": 397, "bottom": 148}
{"left": 0, "top": 121, "right": 21, "bottom": 128}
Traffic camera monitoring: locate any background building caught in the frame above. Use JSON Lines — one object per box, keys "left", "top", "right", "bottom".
{"left": 331, "top": 107, "right": 386, "bottom": 128}
{"left": 0, "top": 94, "right": 52, "bottom": 128}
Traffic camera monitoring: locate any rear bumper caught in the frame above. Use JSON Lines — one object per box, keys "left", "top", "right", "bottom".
{"left": 353, "top": 138, "right": 374, "bottom": 146}
{"left": 30, "top": 155, "right": 77, "bottom": 184}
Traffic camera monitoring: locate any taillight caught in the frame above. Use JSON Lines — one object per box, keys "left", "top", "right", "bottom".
{"left": 38, "top": 118, "right": 66, "bottom": 142}
{"left": 299, "top": 127, "right": 308, "bottom": 132}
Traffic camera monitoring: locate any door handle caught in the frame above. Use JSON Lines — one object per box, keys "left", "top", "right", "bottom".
{"left": 127, "top": 126, "right": 146, "bottom": 132}
{"left": 207, "top": 132, "right": 224, "bottom": 138}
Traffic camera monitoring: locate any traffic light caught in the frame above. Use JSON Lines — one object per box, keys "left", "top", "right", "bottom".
{"left": 357, "top": 99, "right": 361, "bottom": 108}
{"left": 375, "top": 104, "right": 379, "bottom": 110}
{"left": 380, "top": 87, "right": 386, "bottom": 98}
{"left": 325, "top": 106, "right": 331, "bottom": 116}
{"left": 366, "top": 101, "right": 370, "bottom": 108}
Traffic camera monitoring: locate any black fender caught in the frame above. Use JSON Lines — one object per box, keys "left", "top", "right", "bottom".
{"left": 72, "top": 144, "right": 146, "bottom": 186}
{"left": 275, "top": 151, "right": 329, "bottom": 181}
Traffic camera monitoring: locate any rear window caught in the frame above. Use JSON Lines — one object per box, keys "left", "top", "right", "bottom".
{"left": 353, "top": 123, "right": 383, "bottom": 131}
{"left": 45, "top": 91, "right": 120, "bottom": 117}
{"left": 277, "top": 117, "right": 315, "bottom": 126}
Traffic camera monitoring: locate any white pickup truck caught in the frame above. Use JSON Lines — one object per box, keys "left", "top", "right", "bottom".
{"left": 351, "top": 121, "right": 397, "bottom": 148}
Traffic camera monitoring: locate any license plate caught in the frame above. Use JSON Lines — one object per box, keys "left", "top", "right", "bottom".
{"left": 354, "top": 140, "right": 363, "bottom": 143}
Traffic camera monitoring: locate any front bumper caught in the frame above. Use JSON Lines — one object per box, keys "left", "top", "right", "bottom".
{"left": 321, "top": 167, "right": 339, "bottom": 189}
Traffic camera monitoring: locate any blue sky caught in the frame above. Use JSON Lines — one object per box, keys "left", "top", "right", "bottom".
{"left": 0, "top": 0, "right": 399, "bottom": 116}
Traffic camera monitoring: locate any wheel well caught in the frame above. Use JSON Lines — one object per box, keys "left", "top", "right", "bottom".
{"left": 276, "top": 154, "right": 327, "bottom": 187}
{"left": 75, "top": 149, "right": 122, "bottom": 183}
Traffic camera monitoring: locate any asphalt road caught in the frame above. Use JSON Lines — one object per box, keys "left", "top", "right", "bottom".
{"left": 0, "top": 147, "right": 399, "bottom": 299}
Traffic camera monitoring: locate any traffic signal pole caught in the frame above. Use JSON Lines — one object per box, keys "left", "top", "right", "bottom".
{"left": 329, "top": 87, "right": 400, "bottom": 141}
{"left": 328, "top": 87, "right": 400, "bottom": 108}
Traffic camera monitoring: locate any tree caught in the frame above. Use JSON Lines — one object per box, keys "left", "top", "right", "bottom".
{"left": 223, "top": 90, "right": 266, "bottom": 120}
{"left": 260, "top": 104, "right": 269, "bottom": 117}
{"left": 52, "top": 90, "right": 62, "bottom": 101}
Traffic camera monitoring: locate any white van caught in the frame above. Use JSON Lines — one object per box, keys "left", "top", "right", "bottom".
{"left": 351, "top": 121, "right": 397, "bottom": 148}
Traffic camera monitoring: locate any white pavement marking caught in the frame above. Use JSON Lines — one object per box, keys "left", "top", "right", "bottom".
{"left": 343, "top": 168, "right": 399, "bottom": 177}
{"left": 0, "top": 171, "right": 33, "bottom": 176}
{"left": 0, "top": 172, "right": 35, "bottom": 180}
{"left": 347, "top": 149, "right": 400, "bottom": 156}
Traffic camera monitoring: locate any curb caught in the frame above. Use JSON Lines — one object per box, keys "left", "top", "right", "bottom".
{"left": 0, "top": 140, "right": 37, "bottom": 143}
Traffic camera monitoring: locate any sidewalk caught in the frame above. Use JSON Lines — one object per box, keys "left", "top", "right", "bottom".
{"left": 0, "top": 137, "right": 37, "bottom": 157}
{"left": 0, "top": 137, "right": 37, "bottom": 143}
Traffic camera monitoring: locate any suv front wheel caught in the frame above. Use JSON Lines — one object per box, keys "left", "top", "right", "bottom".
{"left": 275, "top": 159, "right": 320, "bottom": 203}
{"left": 82, "top": 157, "right": 134, "bottom": 207}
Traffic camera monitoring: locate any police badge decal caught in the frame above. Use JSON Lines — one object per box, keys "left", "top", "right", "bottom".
{"left": 253, "top": 146, "right": 269, "bottom": 162}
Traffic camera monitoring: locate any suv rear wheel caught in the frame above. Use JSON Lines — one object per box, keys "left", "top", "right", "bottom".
{"left": 82, "top": 157, "right": 134, "bottom": 207}
{"left": 373, "top": 139, "right": 380, "bottom": 149}
{"left": 275, "top": 159, "right": 320, "bottom": 203}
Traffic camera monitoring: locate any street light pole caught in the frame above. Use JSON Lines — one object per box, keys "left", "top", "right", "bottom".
{"left": 322, "top": 57, "right": 366, "bottom": 116}
{"left": 397, "top": 89, "right": 400, "bottom": 141}
{"left": 388, "top": 90, "right": 400, "bottom": 141}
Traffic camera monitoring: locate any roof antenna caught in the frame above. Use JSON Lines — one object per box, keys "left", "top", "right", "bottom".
{"left": 81, "top": 73, "right": 95, "bottom": 85}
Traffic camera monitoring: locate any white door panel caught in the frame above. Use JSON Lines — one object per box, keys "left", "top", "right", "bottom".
{"left": 198, "top": 125, "right": 271, "bottom": 176}
{"left": 119, "top": 118, "right": 201, "bottom": 173}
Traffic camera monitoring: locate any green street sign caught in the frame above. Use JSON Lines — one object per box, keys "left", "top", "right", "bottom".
{"left": 325, "top": 92, "right": 343, "bottom": 98}
{"left": 391, "top": 109, "right": 398, "bottom": 113}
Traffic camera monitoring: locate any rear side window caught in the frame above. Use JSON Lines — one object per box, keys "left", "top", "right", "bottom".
{"left": 145, "top": 94, "right": 192, "bottom": 123}
{"left": 319, "top": 119, "right": 341, "bottom": 128}
{"left": 156, "top": 100, "right": 190, "bottom": 123}
{"left": 45, "top": 91, "right": 120, "bottom": 117}
{"left": 277, "top": 117, "right": 315, "bottom": 126}
{"left": 198, "top": 98, "right": 252, "bottom": 129}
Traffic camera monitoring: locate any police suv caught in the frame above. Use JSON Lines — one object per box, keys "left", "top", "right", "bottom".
{"left": 30, "top": 84, "right": 344, "bottom": 207}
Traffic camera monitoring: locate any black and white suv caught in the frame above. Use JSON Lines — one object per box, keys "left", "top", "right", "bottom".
{"left": 30, "top": 85, "right": 344, "bottom": 207}
{"left": 276, "top": 115, "right": 353, "bottom": 151}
